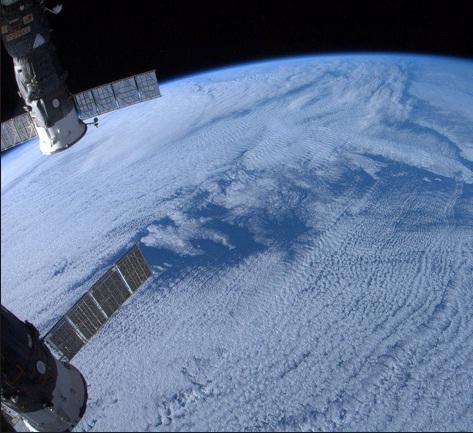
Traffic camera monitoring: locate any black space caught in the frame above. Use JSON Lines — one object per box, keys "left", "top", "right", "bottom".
{"left": 1, "top": 0, "right": 472, "bottom": 120}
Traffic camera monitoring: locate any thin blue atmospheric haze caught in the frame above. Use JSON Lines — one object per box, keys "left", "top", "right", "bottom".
{"left": 1, "top": 54, "right": 473, "bottom": 431}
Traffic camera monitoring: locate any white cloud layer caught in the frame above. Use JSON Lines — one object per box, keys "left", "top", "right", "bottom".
{"left": 2, "top": 54, "right": 472, "bottom": 431}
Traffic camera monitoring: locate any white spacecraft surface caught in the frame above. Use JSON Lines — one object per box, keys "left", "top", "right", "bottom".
{"left": 1, "top": 0, "right": 85, "bottom": 154}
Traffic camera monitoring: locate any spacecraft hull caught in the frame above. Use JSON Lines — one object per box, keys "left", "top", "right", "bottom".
{"left": 1, "top": 306, "right": 88, "bottom": 432}
{"left": 36, "top": 107, "right": 87, "bottom": 154}
{"left": 20, "top": 359, "right": 88, "bottom": 432}
{"left": 1, "top": 0, "right": 86, "bottom": 155}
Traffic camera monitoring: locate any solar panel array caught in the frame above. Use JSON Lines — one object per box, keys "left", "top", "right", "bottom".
{"left": 135, "top": 71, "right": 162, "bottom": 101}
{"left": 90, "top": 85, "right": 118, "bottom": 115}
{"left": 112, "top": 77, "right": 141, "bottom": 108}
{"left": 1, "top": 70, "right": 161, "bottom": 151}
{"left": 44, "top": 245, "right": 152, "bottom": 361}
{"left": 46, "top": 319, "right": 85, "bottom": 361}
{"left": 116, "top": 245, "right": 152, "bottom": 292}
{"left": 89, "top": 270, "right": 131, "bottom": 317}
{"left": 73, "top": 91, "right": 97, "bottom": 120}
{"left": 0, "top": 113, "right": 37, "bottom": 151}
{"left": 73, "top": 70, "right": 161, "bottom": 119}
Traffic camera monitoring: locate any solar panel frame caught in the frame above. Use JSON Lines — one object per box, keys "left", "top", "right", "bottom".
{"left": 1, "top": 124, "right": 14, "bottom": 151}
{"left": 112, "top": 77, "right": 141, "bottom": 108}
{"left": 66, "top": 294, "right": 108, "bottom": 340}
{"left": 91, "top": 84, "right": 118, "bottom": 115}
{"left": 116, "top": 245, "right": 152, "bottom": 292}
{"left": 74, "top": 90, "right": 98, "bottom": 119}
{"left": 1, "top": 119, "right": 21, "bottom": 150}
{"left": 89, "top": 268, "right": 131, "bottom": 317}
{"left": 135, "top": 71, "right": 161, "bottom": 100}
{"left": 43, "top": 244, "right": 152, "bottom": 360}
{"left": 45, "top": 318, "right": 85, "bottom": 360}
{"left": 13, "top": 113, "right": 36, "bottom": 142}
{"left": 1, "top": 113, "right": 37, "bottom": 151}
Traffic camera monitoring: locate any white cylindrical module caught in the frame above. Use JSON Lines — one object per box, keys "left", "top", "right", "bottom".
{"left": 22, "top": 359, "right": 88, "bottom": 432}
{"left": 1, "top": 305, "right": 88, "bottom": 432}
{"left": 35, "top": 108, "right": 87, "bottom": 155}
{"left": 1, "top": 0, "right": 87, "bottom": 155}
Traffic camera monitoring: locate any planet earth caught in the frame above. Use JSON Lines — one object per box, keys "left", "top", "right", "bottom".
{"left": 1, "top": 54, "right": 473, "bottom": 431}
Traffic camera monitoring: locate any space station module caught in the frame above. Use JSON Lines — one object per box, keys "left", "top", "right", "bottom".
{"left": 1, "top": 0, "right": 86, "bottom": 154}
{"left": 1, "top": 305, "right": 88, "bottom": 432}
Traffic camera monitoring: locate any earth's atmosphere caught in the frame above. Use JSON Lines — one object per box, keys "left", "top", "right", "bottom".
{"left": 1, "top": 54, "right": 473, "bottom": 431}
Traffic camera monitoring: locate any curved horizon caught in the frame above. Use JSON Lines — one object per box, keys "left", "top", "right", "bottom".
{"left": 161, "top": 51, "right": 473, "bottom": 87}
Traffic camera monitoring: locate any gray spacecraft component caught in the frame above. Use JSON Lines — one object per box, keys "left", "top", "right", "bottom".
{"left": 73, "top": 70, "right": 162, "bottom": 119}
{"left": 1, "top": 305, "right": 88, "bottom": 432}
{"left": 0, "top": 113, "right": 37, "bottom": 151}
{"left": 1, "top": 244, "right": 151, "bottom": 432}
{"left": 45, "top": 244, "right": 152, "bottom": 361}
{"left": 1, "top": 70, "right": 161, "bottom": 151}
{"left": 0, "top": 0, "right": 86, "bottom": 155}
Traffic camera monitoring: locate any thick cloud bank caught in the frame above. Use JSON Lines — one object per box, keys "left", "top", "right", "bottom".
{"left": 2, "top": 54, "right": 472, "bottom": 431}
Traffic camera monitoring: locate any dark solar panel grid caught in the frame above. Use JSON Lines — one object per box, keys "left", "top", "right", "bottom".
{"left": 46, "top": 318, "right": 85, "bottom": 360}
{"left": 89, "top": 270, "right": 131, "bottom": 317}
{"left": 1, "top": 120, "right": 21, "bottom": 150}
{"left": 135, "top": 71, "right": 161, "bottom": 100}
{"left": 67, "top": 294, "right": 107, "bottom": 339}
{"left": 44, "top": 245, "right": 151, "bottom": 360}
{"left": 112, "top": 78, "right": 140, "bottom": 108}
{"left": 91, "top": 84, "right": 118, "bottom": 114}
{"left": 13, "top": 114, "right": 36, "bottom": 142}
{"left": 116, "top": 245, "right": 152, "bottom": 292}
{"left": 74, "top": 90, "right": 98, "bottom": 119}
